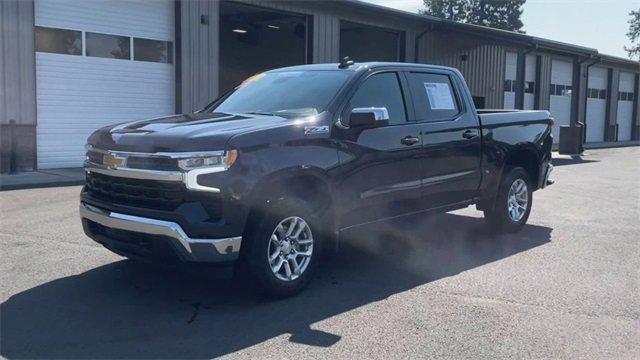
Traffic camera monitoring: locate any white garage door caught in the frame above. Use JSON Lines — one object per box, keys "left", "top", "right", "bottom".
{"left": 585, "top": 67, "right": 607, "bottom": 143}
{"left": 503, "top": 52, "right": 517, "bottom": 109}
{"left": 549, "top": 59, "right": 573, "bottom": 144}
{"left": 35, "top": 0, "right": 175, "bottom": 169}
{"left": 523, "top": 54, "right": 536, "bottom": 110}
{"left": 617, "top": 72, "right": 635, "bottom": 141}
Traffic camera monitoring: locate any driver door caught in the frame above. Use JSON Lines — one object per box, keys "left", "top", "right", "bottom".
{"left": 335, "top": 71, "right": 425, "bottom": 229}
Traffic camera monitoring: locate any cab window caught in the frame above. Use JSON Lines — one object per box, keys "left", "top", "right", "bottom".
{"left": 347, "top": 72, "right": 407, "bottom": 125}
{"left": 408, "top": 72, "right": 461, "bottom": 121}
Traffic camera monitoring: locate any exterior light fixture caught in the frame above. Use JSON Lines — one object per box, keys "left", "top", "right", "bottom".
{"left": 232, "top": 28, "right": 247, "bottom": 34}
{"left": 267, "top": 25, "right": 280, "bottom": 29}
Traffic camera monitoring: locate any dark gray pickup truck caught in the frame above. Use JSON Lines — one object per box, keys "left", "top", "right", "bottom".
{"left": 80, "top": 61, "right": 554, "bottom": 297}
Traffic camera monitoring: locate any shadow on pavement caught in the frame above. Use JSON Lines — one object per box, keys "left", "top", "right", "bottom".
{"left": 552, "top": 156, "right": 599, "bottom": 167}
{"left": 1, "top": 212, "right": 551, "bottom": 359}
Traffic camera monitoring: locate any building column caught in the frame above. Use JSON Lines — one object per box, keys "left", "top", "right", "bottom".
{"left": 570, "top": 57, "right": 587, "bottom": 128}
{"left": 514, "top": 49, "right": 526, "bottom": 109}
{"left": 0, "top": 0, "right": 37, "bottom": 173}
{"left": 604, "top": 68, "right": 619, "bottom": 142}
{"left": 632, "top": 73, "right": 640, "bottom": 140}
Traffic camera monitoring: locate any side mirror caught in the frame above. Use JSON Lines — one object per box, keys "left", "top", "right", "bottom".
{"left": 347, "top": 107, "right": 389, "bottom": 128}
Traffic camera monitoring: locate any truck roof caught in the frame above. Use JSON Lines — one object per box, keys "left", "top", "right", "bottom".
{"left": 271, "top": 62, "right": 457, "bottom": 73}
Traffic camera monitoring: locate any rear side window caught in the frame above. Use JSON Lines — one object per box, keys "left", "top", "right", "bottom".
{"left": 408, "top": 73, "right": 460, "bottom": 121}
{"left": 347, "top": 72, "right": 407, "bottom": 125}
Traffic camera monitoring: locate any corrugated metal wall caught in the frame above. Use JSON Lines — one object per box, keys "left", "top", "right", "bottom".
{"left": 0, "top": 0, "right": 36, "bottom": 125}
{"left": 418, "top": 31, "right": 506, "bottom": 109}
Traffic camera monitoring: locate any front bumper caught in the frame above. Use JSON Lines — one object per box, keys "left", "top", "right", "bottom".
{"left": 80, "top": 202, "right": 241, "bottom": 262}
{"left": 541, "top": 163, "right": 554, "bottom": 188}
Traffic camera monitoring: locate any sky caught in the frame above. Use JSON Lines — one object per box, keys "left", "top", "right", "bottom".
{"left": 361, "top": 0, "right": 638, "bottom": 59}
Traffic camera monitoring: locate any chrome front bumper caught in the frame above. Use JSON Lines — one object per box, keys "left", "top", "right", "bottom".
{"left": 80, "top": 202, "right": 241, "bottom": 262}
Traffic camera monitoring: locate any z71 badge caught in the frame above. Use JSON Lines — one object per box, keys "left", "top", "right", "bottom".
{"left": 304, "top": 126, "right": 329, "bottom": 135}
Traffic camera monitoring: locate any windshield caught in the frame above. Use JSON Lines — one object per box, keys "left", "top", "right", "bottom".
{"left": 212, "top": 70, "right": 352, "bottom": 117}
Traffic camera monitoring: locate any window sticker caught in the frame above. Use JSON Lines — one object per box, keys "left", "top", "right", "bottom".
{"left": 424, "top": 82, "right": 455, "bottom": 110}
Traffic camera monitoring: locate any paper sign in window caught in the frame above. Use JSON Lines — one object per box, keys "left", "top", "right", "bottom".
{"left": 424, "top": 82, "right": 455, "bottom": 110}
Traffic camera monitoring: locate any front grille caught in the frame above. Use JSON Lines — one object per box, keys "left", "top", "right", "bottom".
{"left": 126, "top": 156, "right": 178, "bottom": 171}
{"left": 84, "top": 172, "right": 223, "bottom": 221}
{"left": 86, "top": 172, "right": 185, "bottom": 210}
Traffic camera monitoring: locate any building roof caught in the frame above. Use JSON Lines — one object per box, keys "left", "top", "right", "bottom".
{"left": 344, "top": 0, "right": 637, "bottom": 67}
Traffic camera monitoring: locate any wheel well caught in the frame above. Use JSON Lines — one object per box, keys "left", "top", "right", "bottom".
{"left": 244, "top": 174, "right": 334, "bottom": 238}
{"left": 504, "top": 149, "right": 540, "bottom": 189}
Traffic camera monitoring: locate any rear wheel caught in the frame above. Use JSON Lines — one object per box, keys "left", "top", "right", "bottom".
{"left": 243, "top": 198, "right": 322, "bottom": 298}
{"left": 484, "top": 167, "right": 532, "bottom": 233}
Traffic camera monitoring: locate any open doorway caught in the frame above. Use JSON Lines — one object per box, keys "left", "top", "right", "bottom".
{"left": 339, "top": 20, "right": 404, "bottom": 62}
{"left": 219, "top": 1, "right": 311, "bottom": 93}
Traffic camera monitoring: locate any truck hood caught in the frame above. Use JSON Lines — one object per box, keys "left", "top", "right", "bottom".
{"left": 87, "top": 112, "right": 292, "bottom": 152}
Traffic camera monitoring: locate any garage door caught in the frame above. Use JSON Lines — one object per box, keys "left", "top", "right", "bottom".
{"left": 549, "top": 60, "right": 573, "bottom": 144}
{"left": 35, "top": 0, "right": 175, "bottom": 169}
{"left": 523, "top": 54, "right": 536, "bottom": 110}
{"left": 503, "top": 52, "right": 516, "bottom": 109}
{"left": 617, "top": 72, "right": 635, "bottom": 141}
{"left": 585, "top": 67, "right": 607, "bottom": 143}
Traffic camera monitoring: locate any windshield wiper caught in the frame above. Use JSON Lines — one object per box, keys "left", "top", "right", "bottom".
{"left": 244, "top": 111, "right": 277, "bottom": 116}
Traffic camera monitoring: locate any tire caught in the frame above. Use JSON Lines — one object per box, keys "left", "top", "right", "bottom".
{"left": 484, "top": 167, "right": 533, "bottom": 233}
{"left": 242, "top": 198, "right": 323, "bottom": 298}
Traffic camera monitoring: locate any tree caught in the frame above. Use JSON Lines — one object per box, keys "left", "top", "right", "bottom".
{"left": 420, "top": 0, "right": 526, "bottom": 33}
{"left": 419, "top": 0, "right": 468, "bottom": 22}
{"left": 625, "top": 9, "right": 640, "bottom": 60}
{"left": 467, "top": 0, "right": 525, "bottom": 32}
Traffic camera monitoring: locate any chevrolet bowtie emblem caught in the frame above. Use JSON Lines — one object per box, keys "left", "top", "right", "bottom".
{"left": 103, "top": 153, "right": 124, "bottom": 169}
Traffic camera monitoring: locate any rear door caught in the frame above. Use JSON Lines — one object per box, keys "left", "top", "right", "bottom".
{"left": 335, "top": 71, "right": 424, "bottom": 228}
{"left": 405, "top": 71, "right": 482, "bottom": 208}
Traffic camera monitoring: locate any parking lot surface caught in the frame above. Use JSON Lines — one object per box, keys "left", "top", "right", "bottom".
{"left": 1, "top": 147, "right": 639, "bottom": 359}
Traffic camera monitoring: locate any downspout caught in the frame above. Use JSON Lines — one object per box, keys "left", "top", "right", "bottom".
{"left": 414, "top": 24, "right": 434, "bottom": 63}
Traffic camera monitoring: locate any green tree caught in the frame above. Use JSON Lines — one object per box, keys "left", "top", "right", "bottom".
{"left": 625, "top": 9, "right": 640, "bottom": 60}
{"left": 419, "top": 0, "right": 468, "bottom": 22}
{"left": 420, "top": 0, "right": 526, "bottom": 33}
{"left": 467, "top": 0, "right": 525, "bottom": 32}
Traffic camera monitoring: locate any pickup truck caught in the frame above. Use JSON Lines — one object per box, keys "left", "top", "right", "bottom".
{"left": 80, "top": 61, "right": 554, "bottom": 297}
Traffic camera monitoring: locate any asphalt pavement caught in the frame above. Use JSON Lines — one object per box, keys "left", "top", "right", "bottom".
{"left": 1, "top": 147, "right": 638, "bottom": 359}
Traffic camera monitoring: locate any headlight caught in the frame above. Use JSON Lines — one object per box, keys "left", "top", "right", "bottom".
{"left": 177, "top": 149, "right": 238, "bottom": 172}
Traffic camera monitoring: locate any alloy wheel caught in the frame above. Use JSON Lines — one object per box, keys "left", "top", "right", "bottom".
{"left": 267, "top": 216, "right": 314, "bottom": 281}
{"left": 507, "top": 178, "right": 528, "bottom": 221}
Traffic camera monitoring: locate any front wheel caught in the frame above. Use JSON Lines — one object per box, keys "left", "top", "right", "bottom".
{"left": 243, "top": 198, "right": 322, "bottom": 298}
{"left": 484, "top": 167, "right": 533, "bottom": 233}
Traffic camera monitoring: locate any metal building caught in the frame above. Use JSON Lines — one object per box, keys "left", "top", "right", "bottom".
{"left": 1, "top": 0, "right": 639, "bottom": 173}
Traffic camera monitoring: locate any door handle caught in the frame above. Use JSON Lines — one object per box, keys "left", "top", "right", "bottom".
{"left": 401, "top": 135, "right": 420, "bottom": 146}
{"left": 462, "top": 129, "right": 479, "bottom": 139}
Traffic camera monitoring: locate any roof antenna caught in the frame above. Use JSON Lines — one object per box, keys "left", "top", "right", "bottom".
{"left": 339, "top": 56, "right": 354, "bottom": 69}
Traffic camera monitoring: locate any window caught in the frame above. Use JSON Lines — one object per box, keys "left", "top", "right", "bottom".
{"left": 525, "top": 81, "right": 535, "bottom": 94}
{"left": 134, "top": 38, "right": 173, "bottom": 63}
{"left": 86, "top": 32, "right": 130, "bottom": 59}
{"left": 35, "top": 26, "right": 81, "bottom": 55}
{"left": 213, "top": 70, "right": 351, "bottom": 117}
{"left": 618, "top": 91, "right": 635, "bottom": 101}
{"left": 587, "top": 88, "right": 607, "bottom": 99}
{"left": 599, "top": 89, "right": 607, "bottom": 99}
{"left": 347, "top": 73, "right": 407, "bottom": 125}
{"left": 408, "top": 72, "right": 460, "bottom": 121}
{"left": 504, "top": 79, "right": 514, "bottom": 92}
